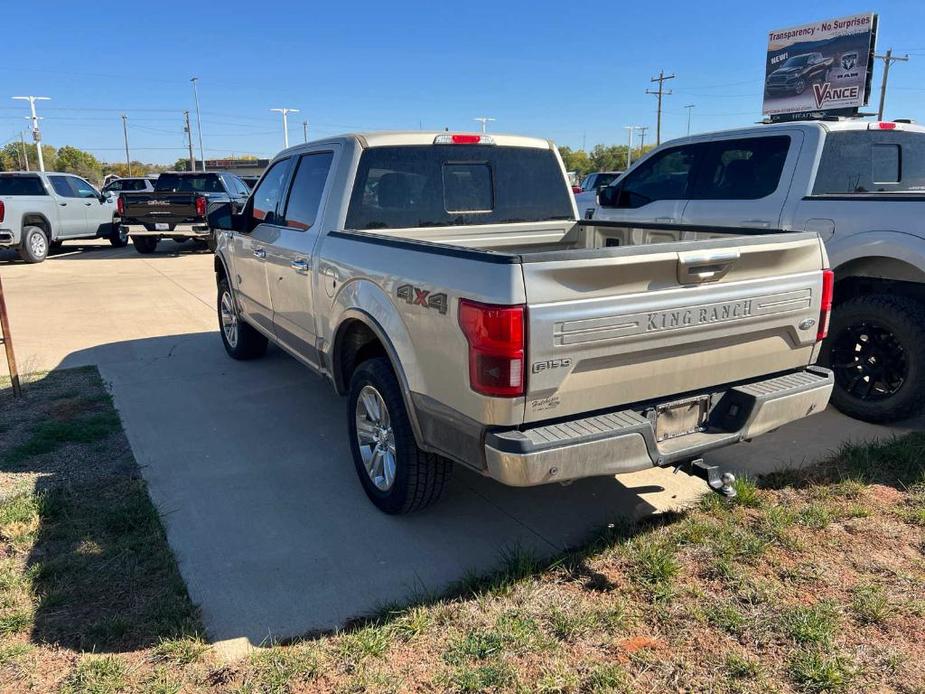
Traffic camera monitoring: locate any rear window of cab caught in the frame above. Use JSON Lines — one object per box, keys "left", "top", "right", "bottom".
{"left": 345, "top": 145, "right": 573, "bottom": 230}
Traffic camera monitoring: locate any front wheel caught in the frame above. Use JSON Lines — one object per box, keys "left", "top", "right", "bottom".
{"left": 347, "top": 357, "right": 451, "bottom": 514}
{"left": 821, "top": 294, "right": 925, "bottom": 423}
{"left": 109, "top": 224, "right": 129, "bottom": 248}
{"left": 217, "top": 277, "right": 267, "bottom": 360}
{"left": 133, "top": 236, "right": 158, "bottom": 254}
{"left": 794, "top": 78, "right": 807, "bottom": 95}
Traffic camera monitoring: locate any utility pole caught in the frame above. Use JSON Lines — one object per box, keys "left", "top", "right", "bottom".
{"left": 645, "top": 71, "right": 675, "bottom": 146}
{"left": 874, "top": 49, "right": 909, "bottom": 120}
{"left": 684, "top": 104, "right": 695, "bottom": 136}
{"left": 19, "top": 131, "right": 29, "bottom": 171}
{"left": 12, "top": 96, "right": 50, "bottom": 172}
{"left": 638, "top": 126, "right": 649, "bottom": 153}
{"left": 183, "top": 111, "right": 196, "bottom": 172}
{"left": 473, "top": 116, "right": 495, "bottom": 133}
{"left": 271, "top": 108, "right": 299, "bottom": 148}
{"left": 121, "top": 114, "right": 132, "bottom": 175}
{"left": 191, "top": 77, "right": 205, "bottom": 171}
{"left": 624, "top": 126, "right": 639, "bottom": 168}
{"left": 303, "top": 120, "right": 308, "bottom": 143}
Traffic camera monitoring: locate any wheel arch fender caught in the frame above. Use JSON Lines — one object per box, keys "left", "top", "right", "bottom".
{"left": 21, "top": 212, "right": 54, "bottom": 240}
{"left": 328, "top": 279, "right": 426, "bottom": 448}
{"left": 829, "top": 232, "right": 925, "bottom": 285}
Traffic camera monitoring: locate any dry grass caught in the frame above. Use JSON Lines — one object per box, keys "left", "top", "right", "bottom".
{"left": 1, "top": 368, "right": 924, "bottom": 692}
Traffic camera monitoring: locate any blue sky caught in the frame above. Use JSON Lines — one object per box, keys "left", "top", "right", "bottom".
{"left": 2, "top": 0, "right": 924, "bottom": 164}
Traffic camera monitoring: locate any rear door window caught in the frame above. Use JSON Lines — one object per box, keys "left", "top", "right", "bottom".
{"left": 283, "top": 152, "right": 334, "bottom": 230}
{"left": 692, "top": 136, "right": 790, "bottom": 200}
{"left": 812, "top": 131, "right": 925, "bottom": 194}
{"left": 70, "top": 177, "right": 99, "bottom": 198}
{"left": 345, "top": 145, "right": 573, "bottom": 230}
{"left": 0, "top": 175, "right": 48, "bottom": 196}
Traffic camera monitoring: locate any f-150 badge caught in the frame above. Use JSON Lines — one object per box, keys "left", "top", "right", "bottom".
{"left": 396, "top": 284, "right": 448, "bottom": 315}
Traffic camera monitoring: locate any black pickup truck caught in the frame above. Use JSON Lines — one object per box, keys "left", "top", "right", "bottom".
{"left": 117, "top": 172, "right": 250, "bottom": 253}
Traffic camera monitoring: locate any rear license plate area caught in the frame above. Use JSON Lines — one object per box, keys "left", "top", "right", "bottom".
{"left": 655, "top": 396, "right": 709, "bottom": 442}
{"left": 155, "top": 223, "right": 169, "bottom": 231}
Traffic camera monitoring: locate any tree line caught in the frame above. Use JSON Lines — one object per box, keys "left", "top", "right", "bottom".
{"left": 557, "top": 143, "right": 655, "bottom": 176}
{"left": 0, "top": 143, "right": 169, "bottom": 185}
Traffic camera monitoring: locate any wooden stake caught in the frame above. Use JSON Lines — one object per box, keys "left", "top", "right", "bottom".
{"left": 0, "top": 274, "right": 22, "bottom": 397}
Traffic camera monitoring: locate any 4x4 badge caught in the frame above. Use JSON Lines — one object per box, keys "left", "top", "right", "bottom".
{"left": 396, "top": 284, "right": 448, "bottom": 315}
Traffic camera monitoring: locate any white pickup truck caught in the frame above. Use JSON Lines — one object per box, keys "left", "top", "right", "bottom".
{"left": 213, "top": 131, "right": 834, "bottom": 514}
{"left": 0, "top": 171, "right": 124, "bottom": 262}
{"left": 584, "top": 120, "right": 925, "bottom": 424}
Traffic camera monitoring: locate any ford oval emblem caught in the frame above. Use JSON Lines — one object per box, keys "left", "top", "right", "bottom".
{"left": 799, "top": 318, "right": 816, "bottom": 330}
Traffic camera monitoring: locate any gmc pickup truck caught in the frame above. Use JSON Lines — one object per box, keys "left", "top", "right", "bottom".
{"left": 118, "top": 171, "right": 250, "bottom": 254}
{"left": 213, "top": 132, "right": 834, "bottom": 514}
{"left": 584, "top": 119, "right": 925, "bottom": 424}
{"left": 0, "top": 171, "right": 123, "bottom": 262}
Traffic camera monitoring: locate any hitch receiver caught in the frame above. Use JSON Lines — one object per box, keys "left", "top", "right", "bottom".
{"left": 688, "top": 458, "right": 737, "bottom": 498}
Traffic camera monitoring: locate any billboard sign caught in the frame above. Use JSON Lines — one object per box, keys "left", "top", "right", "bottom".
{"left": 763, "top": 13, "right": 877, "bottom": 119}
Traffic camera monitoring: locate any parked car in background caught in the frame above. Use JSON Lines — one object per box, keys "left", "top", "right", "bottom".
{"left": 214, "top": 131, "right": 833, "bottom": 514}
{"left": 588, "top": 119, "right": 925, "bottom": 423}
{"left": 102, "top": 175, "right": 159, "bottom": 196}
{"left": 581, "top": 170, "right": 623, "bottom": 192}
{"left": 765, "top": 52, "right": 833, "bottom": 96}
{"left": 0, "top": 171, "right": 123, "bottom": 262}
{"left": 118, "top": 171, "right": 250, "bottom": 253}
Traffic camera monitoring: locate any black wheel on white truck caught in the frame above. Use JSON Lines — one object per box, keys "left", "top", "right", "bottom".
{"left": 822, "top": 294, "right": 925, "bottom": 423}
{"left": 347, "top": 357, "right": 451, "bottom": 514}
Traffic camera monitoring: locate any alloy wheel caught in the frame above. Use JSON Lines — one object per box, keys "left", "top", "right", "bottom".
{"left": 829, "top": 321, "right": 907, "bottom": 401}
{"left": 355, "top": 385, "right": 397, "bottom": 491}
{"left": 220, "top": 291, "right": 239, "bottom": 348}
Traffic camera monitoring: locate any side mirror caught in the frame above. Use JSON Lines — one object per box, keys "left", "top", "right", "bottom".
{"left": 598, "top": 185, "right": 622, "bottom": 208}
{"left": 99, "top": 193, "right": 109, "bottom": 203}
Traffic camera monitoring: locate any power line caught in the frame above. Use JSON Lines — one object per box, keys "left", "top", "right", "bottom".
{"left": 873, "top": 49, "right": 910, "bottom": 120}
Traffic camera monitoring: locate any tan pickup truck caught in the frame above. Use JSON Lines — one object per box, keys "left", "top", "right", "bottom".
{"left": 213, "top": 131, "right": 834, "bottom": 514}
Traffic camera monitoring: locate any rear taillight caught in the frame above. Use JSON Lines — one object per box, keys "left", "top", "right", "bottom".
{"left": 458, "top": 299, "right": 525, "bottom": 397}
{"left": 195, "top": 196, "right": 207, "bottom": 217}
{"left": 817, "top": 269, "right": 834, "bottom": 342}
{"left": 116, "top": 195, "right": 124, "bottom": 216}
{"left": 0, "top": 200, "right": 4, "bottom": 224}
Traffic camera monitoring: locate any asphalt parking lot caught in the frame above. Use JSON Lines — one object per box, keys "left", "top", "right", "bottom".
{"left": 2, "top": 240, "right": 923, "bottom": 654}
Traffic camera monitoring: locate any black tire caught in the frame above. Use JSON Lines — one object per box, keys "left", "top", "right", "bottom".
{"left": 347, "top": 357, "right": 451, "bottom": 514}
{"left": 18, "top": 226, "right": 49, "bottom": 263}
{"left": 50, "top": 240, "right": 63, "bottom": 252}
{"left": 794, "top": 78, "right": 807, "bottom": 95}
{"left": 174, "top": 238, "right": 187, "bottom": 245}
{"left": 207, "top": 232, "right": 217, "bottom": 253}
{"left": 133, "top": 236, "right": 158, "bottom": 254}
{"left": 820, "top": 294, "right": 925, "bottom": 423}
{"left": 217, "top": 277, "right": 267, "bottom": 360}
{"left": 109, "top": 223, "right": 129, "bottom": 248}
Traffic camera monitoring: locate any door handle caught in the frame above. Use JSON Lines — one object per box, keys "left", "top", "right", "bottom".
{"left": 290, "top": 258, "right": 310, "bottom": 273}
{"left": 59, "top": 202, "right": 67, "bottom": 206}
{"left": 253, "top": 247, "right": 266, "bottom": 259}
{"left": 741, "top": 219, "right": 771, "bottom": 228}
{"left": 84, "top": 202, "right": 93, "bottom": 206}
{"left": 677, "top": 249, "right": 740, "bottom": 284}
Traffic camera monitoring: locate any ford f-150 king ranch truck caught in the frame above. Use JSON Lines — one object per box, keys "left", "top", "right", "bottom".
{"left": 117, "top": 171, "right": 250, "bottom": 254}
{"left": 584, "top": 119, "right": 925, "bottom": 424}
{"left": 213, "top": 131, "right": 834, "bottom": 514}
{"left": 0, "top": 171, "right": 123, "bottom": 262}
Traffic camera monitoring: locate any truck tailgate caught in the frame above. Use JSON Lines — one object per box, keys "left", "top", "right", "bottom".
{"left": 522, "top": 230, "right": 827, "bottom": 423}
{"left": 121, "top": 192, "right": 200, "bottom": 223}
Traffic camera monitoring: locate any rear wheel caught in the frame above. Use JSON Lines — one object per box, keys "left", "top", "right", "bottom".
{"left": 217, "top": 277, "right": 267, "bottom": 360}
{"left": 821, "top": 294, "right": 925, "bottom": 422}
{"left": 347, "top": 357, "right": 451, "bottom": 514}
{"left": 18, "top": 226, "right": 49, "bottom": 263}
{"left": 109, "top": 223, "right": 129, "bottom": 248}
{"left": 133, "top": 236, "right": 158, "bottom": 254}
{"left": 794, "top": 78, "right": 807, "bottom": 95}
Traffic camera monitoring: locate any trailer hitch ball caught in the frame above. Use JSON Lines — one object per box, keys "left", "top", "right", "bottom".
{"left": 690, "top": 459, "right": 738, "bottom": 498}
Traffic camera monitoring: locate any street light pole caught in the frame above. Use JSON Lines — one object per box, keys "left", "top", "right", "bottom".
{"left": 121, "top": 114, "right": 132, "bottom": 175}
{"left": 190, "top": 77, "right": 206, "bottom": 171}
{"left": 473, "top": 116, "right": 495, "bottom": 133}
{"left": 874, "top": 49, "right": 909, "bottom": 120}
{"left": 624, "top": 126, "right": 638, "bottom": 168}
{"left": 19, "top": 131, "right": 29, "bottom": 171}
{"left": 12, "top": 96, "right": 50, "bottom": 172}
{"left": 638, "top": 126, "right": 649, "bottom": 153}
{"left": 303, "top": 120, "right": 308, "bottom": 143}
{"left": 684, "top": 104, "right": 695, "bottom": 136}
{"left": 271, "top": 108, "right": 299, "bottom": 148}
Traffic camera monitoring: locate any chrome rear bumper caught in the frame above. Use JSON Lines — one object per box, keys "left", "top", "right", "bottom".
{"left": 122, "top": 223, "right": 210, "bottom": 237}
{"left": 484, "top": 367, "right": 833, "bottom": 487}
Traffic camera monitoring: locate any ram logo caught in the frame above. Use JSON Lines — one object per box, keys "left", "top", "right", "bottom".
{"left": 841, "top": 52, "right": 858, "bottom": 70}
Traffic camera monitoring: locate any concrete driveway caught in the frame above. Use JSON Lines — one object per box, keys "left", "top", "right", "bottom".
{"left": 2, "top": 240, "right": 922, "bottom": 653}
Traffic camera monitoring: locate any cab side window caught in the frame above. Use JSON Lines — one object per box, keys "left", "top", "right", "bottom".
{"left": 691, "top": 136, "right": 790, "bottom": 200}
{"left": 249, "top": 158, "right": 292, "bottom": 229}
{"left": 70, "top": 177, "right": 100, "bottom": 199}
{"left": 617, "top": 144, "right": 702, "bottom": 208}
{"left": 49, "top": 175, "right": 78, "bottom": 198}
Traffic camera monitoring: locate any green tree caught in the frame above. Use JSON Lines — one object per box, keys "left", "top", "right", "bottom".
{"left": 558, "top": 146, "right": 592, "bottom": 176}
{"left": 0, "top": 142, "right": 57, "bottom": 172}
{"left": 55, "top": 145, "right": 103, "bottom": 183}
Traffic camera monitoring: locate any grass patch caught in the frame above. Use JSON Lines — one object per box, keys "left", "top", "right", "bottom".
{"left": 3, "top": 412, "right": 121, "bottom": 466}
{"left": 850, "top": 584, "right": 893, "bottom": 625}
{"left": 62, "top": 654, "right": 127, "bottom": 694}
{"left": 704, "top": 603, "right": 746, "bottom": 636}
{"left": 789, "top": 650, "right": 854, "bottom": 692}
{"left": 780, "top": 602, "right": 840, "bottom": 646}
{"left": 629, "top": 538, "right": 679, "bottom": 592}
{"left": 725, "top": 652, "right": 761, "bottom": 679}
